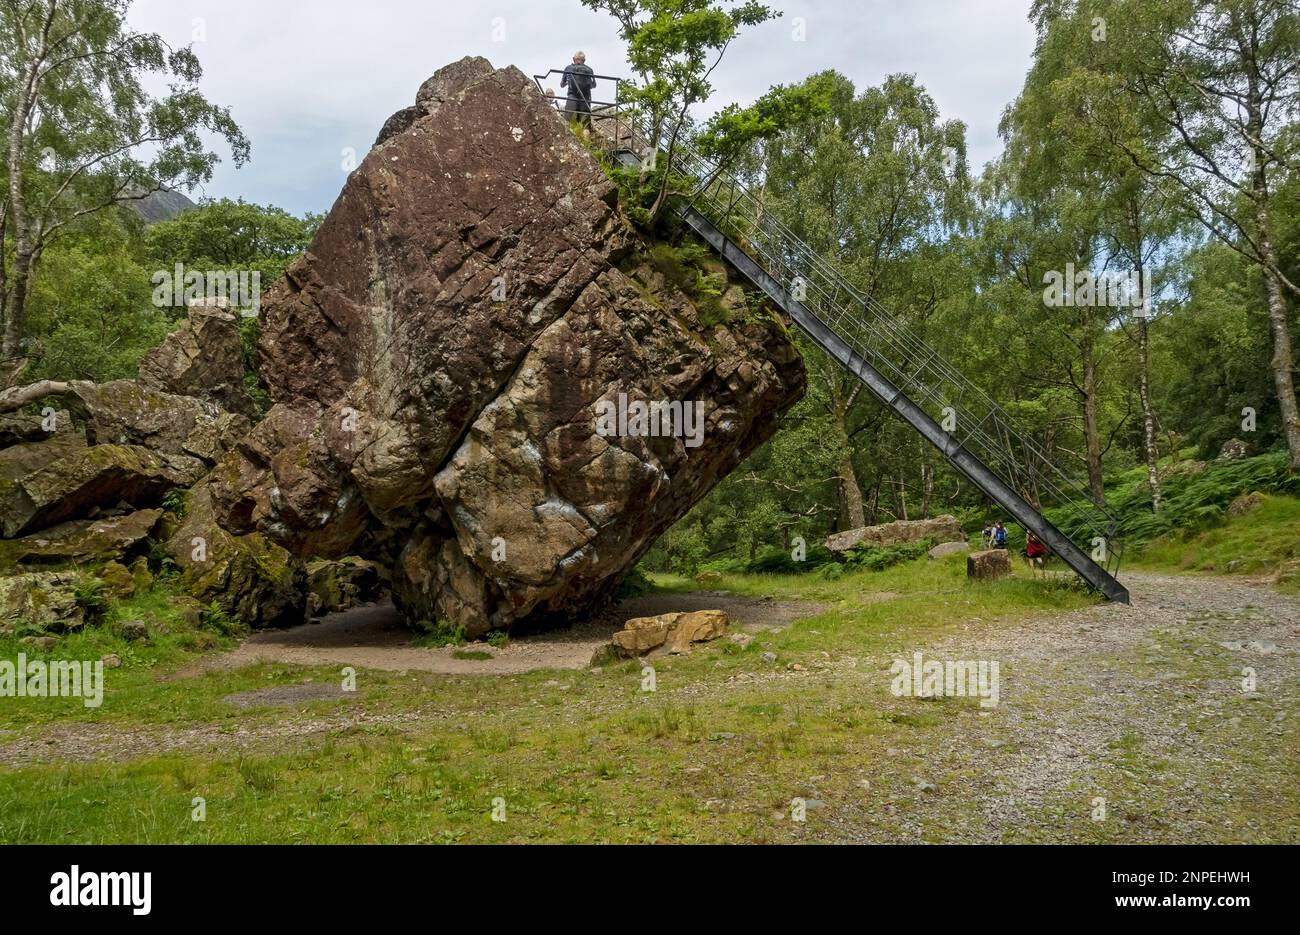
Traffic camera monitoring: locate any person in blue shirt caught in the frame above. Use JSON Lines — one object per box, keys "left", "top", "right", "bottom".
{"left": 993, "top": 521, "right": 1008, "bottom": 549}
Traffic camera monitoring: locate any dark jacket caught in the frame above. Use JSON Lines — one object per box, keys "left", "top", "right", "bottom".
{"left": 561, "top": 63, "right": 596, "bottom": 100}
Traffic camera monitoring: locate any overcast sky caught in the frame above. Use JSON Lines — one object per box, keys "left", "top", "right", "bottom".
{"left": 127, "top": 0, "right": 1037, "bottom": 217}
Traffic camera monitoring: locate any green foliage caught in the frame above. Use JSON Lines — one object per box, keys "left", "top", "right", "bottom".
{"left": 646, "top": 239, "right": 731, "bottom": 324}
{"left": 1051, "top": 452, "right": 1300, "bottom": 550}
{"left": 1, "top": 0, "right": 249, "bottom": 362}
{"left": 840, "top": 538, "right": 936, "bottom": 572}
{"left": 72, "top": 577, "right": 109, "bottom": 623}
{"left": 144, "top": 198, "right": 314, "bottom": 287}
{"left": 615, "top": 566, "right": 654, "bottom": 598}
{"left": 1137, "top": 494, "right": 1300, "bottom": 592}
{"left": 161, "top": 488, "right": 188, "bottom": 518}
{"left": 413, "top": 619, "right": 468, "bottom": 648}
{"left": 486, "top": 631, "right": 510, "bottom": 649}
{"left": 200, "top": 602, "right": 244, "bottom": 638}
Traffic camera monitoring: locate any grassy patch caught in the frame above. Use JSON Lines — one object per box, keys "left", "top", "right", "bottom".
{"left": 1132, "top": 494, "right": 1300, "bottom": 592}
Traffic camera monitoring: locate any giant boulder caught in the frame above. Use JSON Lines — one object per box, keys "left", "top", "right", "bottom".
{"left": 208, "top": 57, "right": 805, "bottom": 636}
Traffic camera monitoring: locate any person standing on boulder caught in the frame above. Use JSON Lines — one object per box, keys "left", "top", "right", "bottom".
{"left": 561, "top": 51, "right": 596, "bottom": 130}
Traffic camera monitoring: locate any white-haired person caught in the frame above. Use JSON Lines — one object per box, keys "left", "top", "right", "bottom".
{"left": 561, "top": 50, "right": 597, "bottom": 130}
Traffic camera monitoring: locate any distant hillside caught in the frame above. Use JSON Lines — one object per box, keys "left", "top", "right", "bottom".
{"left": 130, "top": 188, "right": 197, "bottom": 224}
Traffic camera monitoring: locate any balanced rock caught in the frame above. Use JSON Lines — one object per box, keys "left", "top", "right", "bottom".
{"left": 209, "top": 57, "right": 804, "bottom": 637}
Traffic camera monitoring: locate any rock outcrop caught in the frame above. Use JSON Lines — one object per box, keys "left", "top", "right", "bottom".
{"left": 138, "top": 302, "right": 255, "bottom": 417}
{"left": 0, "top": 303, "right": 271, "bottom": 632}
{"left": 208, "top": 57, "right": 805, "bottom": 637}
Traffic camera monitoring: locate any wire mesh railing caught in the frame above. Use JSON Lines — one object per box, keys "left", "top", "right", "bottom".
{"left": 551, "top": 85, "right": 1123, "bottom": 584}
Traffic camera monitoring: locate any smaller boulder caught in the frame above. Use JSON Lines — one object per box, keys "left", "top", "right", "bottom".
{"left": 0, "top": 571, "right": 84, "bottom": 633}
{"left": 666, "top": 609, "right": 728, "bottom": 654}
{"left": 97, "top": 561, "right": 136, "bottom": 598}
{"left": 827, "top": 515, "right": 963, "bottom": 553}
{"left": 3, "top": 509, "right": 162, "bottom": 566}
{"left": 1227, "top": 491, "right": 1264, "bottom": 518}
{"left": 967, "top": 549, "right": 1011, "bottom": 581}
{"left": 137, "top": 303, "right": 255, "bottom": 417}
{"left": 928, "top": 541, "right": 970, "bottom": 560}
{"left": 612, "top": 614, "right": 677, "bottom": 657}
{"left": 129, "top": 557, "right": 154, "bottom": 594}
{"left": 119, "top": 619, "right": 150, "bottom": 642}
{"left": 611, "top": 609, "right": 730, "bottom": 657}
{"left": 1218, "top": 438, "right": 1250, "bottom": 461}
{"left": 19, "top": 634, "right": 58, "bottom": 652}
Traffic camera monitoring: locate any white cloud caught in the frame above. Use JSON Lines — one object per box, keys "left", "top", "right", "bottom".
{"left": 128, "top": 0, "right": 1034, "bottom": 215}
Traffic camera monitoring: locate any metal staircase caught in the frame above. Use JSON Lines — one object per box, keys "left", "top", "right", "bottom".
{"left": 572, "top": 93, "right": 1128, "bottom": 602}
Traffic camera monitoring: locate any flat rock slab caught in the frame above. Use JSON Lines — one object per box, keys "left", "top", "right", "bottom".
{"left": 827, "top": 515, "right": 964, "bottom": 553}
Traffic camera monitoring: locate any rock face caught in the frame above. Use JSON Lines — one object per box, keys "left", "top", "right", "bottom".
{"left": 2, "top": 444, "right": 205, "bottom": 538}
{"left": 0, "top": 571, "right": 84, "bottom": 633}
{"left": 306, "top": 556, "right": 386, "bottom": 618}
{"left": 209, "top": 57, "right": 805, "bottom": 637}
{"left": 2, "top": 510, "right": 162, "bottom": 566}
{"left": 826, "top": 515, "right": 964, "bottom": 553}
{"left": 0, "top": 303, "right": 264, "bottom": 633}
{"left": 138, "top": 303, "right": 255, "bottom": 417}
{"left": 165, "top": 482, "right": 306, "bottom": 629}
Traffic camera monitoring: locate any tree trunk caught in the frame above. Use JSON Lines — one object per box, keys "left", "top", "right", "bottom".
{"left": 1256, "top": 200, "right": 1300, "bottom": 471}
{"left": 1, "top": 251, "right": 33, "bottom": 363}
{"left": 836, "top": 454, "right": 866, "bottom": 530}
{"left": 1132, "top": 246, "right": 1162, "bottom": 511}
{"left": 920, "top": 462, "right": 933, "bottom": 518}
{"left": 894, "top": 477, "right": 908, "bottom": 521}
{"left": 3, "top": 53, "right": 38, "bottom": 364}
{"left": 1081, "top": 333, "right": 1107, "bottom": 505}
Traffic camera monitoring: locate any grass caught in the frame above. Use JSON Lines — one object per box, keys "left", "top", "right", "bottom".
{"left": 1132, "top": 494, "right": 1300, "bottom": 592}
{"left": 0, "top": 548, "right": 1295, "bottom": 843}
{"left": 0, "top": 555, "right": 1101, "bottom": 842}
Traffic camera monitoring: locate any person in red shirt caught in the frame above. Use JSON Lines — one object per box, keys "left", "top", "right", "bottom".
{"left": 1025, "top": 532, "right": 1048, "bottom": 573}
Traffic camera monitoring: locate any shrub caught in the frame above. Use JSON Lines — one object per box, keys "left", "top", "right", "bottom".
{"left": 615, "top": 566, "right": 654, "bottom": 598}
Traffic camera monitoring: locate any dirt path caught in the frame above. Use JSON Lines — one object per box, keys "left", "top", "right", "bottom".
{"left": 826, "top": 571, "right": 1300, "bottom": 843}
{"left": 170, "top": 590, "right": 828, "bottom": 679}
